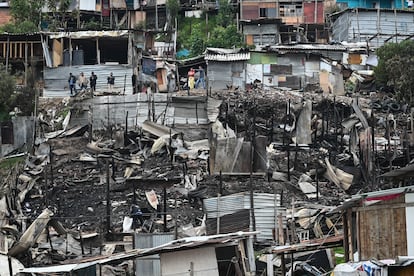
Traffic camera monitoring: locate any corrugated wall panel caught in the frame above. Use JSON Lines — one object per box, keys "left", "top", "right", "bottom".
{"left": 332, "top": 12, "right": 350, "bottom": 43}
{"left": 204, "top": 193, "right": 284, "bottom": 241}
{"left": 203, "top": 193, "right": 245, "bottom": 218}
{"left": 135, "top": 233, "right": 174, "bottom": 276}
{"left": 207, "top": 62, "right": 234, "bottom": 90}
{"left": 333, "top": 10, "right": 414, "bottom": 47}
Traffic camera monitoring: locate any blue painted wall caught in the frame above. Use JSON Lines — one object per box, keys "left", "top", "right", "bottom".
{"left": 336, "top": 0, "right": 407, "bottom": 9}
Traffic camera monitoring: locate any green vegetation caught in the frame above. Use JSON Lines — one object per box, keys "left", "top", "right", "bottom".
{"left": 0, "top": 0, "right": 43, "bottom": 33}
{"left": 334, "top": 247, "right": 345, "bottom": 264}
{"left": 375, "top": 40, "right": 414, "bottom": 104}
{"left": 0, "top": 65, "right": 17, "bottom": 121}
{"left": 44, "top": 0, "right": 73, "bottom": 31}
{"left": 0, "top": 156, "right": 24, "bottom": 170}
{"left": 0, "top": 66, "right": 36, "bottom": 122}
{"left": 177, "top": 0, "right": 245, "bottom": 57}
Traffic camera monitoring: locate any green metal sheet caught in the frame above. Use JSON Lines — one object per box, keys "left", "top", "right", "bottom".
{"left": 248, "top": 52, "right": 277, "bottom": 65}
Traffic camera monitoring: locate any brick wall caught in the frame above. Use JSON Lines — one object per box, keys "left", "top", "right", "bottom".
{"left": 0, "top": 9, "right": 11, "bottom": 25}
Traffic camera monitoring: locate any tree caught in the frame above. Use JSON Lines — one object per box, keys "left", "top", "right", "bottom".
{"left": 0, "top": 65, "right": 17, "bottom": 121}
{"left": 207, "top": 24, "right": 243, "bottom": 48}
{"left": 166, "top": 0, "right": 180, "bottom": 29}
{"left": 44, "top": 0, "right": 72, "bottom": 31}
{"left": 216, "top": 0, "right": 234, "bottom": 27}
{"left": 2, "top": 0, "right": 45, "bottom": 33}
{"left": 375, "top": 40, "right": 414, "bottom": 104}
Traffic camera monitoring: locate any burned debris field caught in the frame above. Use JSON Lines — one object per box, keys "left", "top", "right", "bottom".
{"left": 2, "top": 82, "right": 413, "bottom": 275}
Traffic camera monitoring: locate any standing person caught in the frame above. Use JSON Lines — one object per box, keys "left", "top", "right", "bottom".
{"left": 187, "top": 68, "right": 195, "bottom": 90}
{"left": 68, "top": 72, "right": 76, "bottom": 96}
{"left": 78, "top": 72, "right": 88, "bottom": 90}
{"left": 107, "top": 72, "right": 115, "bottom": 92}
{"left": 132, "top": 73, "right": 137, "bottom": 94}
{"left": 90, "top": 72, "right": 97, "bottom": 93}
{"left": 195, "top": 65, "right": 206, "bottom": 89}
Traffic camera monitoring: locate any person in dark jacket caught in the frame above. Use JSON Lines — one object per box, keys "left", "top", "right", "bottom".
{"left": 90, "top": 72, "right": 97, "bottom": 93}
{"left": 107, "top": 72, "right": 115, "bottom": 92}
{"left": 68, "top": 72, "right": 76, "bottom": 95}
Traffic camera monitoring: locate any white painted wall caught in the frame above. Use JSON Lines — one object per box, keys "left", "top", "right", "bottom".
{"left": 160, "top": 247, "right": 219, "bottom": 276}
{"left": 406, "top": 193, "right": 414, "bottom": 255}
{"left": 246, "top": 64, "right": 263, "bottom": 84}
{"left": 80, "top": 0, "right": 96, "bottom": 11}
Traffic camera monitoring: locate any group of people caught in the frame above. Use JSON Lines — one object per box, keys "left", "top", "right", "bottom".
{"left": 187, "top": 65, "right": 206, "bottom": 91}
{"left": 68, "top": 71, "right": 115, "bottom": 96}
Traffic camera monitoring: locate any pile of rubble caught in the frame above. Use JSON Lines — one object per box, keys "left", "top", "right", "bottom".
{"left": 1, "top": 85, "right": 413, "bottom": 274}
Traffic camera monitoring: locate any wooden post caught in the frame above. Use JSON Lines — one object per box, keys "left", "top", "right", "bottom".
{"left": 216, "top": 194, "right": 221, "bottom": 234}
{"left": 79, "top": 228, "right": 85, "bottom": 255}
{"left": 316, "top": 169, "right": 319, "bottom": 201}
{"left": 8, "top": 256, "right": 13, "bottom": 276}
{"left": 249, "top": 106, "right": 256, "bottom": 235}
{"left": 24, "top": 40, "right": 28, "bottom": 86}
{"left": 195, "top": 102, "right": 198, "bottom": 124}
{"left": 280, "top": 254, "right": 286, "bottom": 275}
{"left": 106, "top": 160, "right": 111, "bottom": 234}
{"left": 163, "top": 187, "right": 167, "bottom": 232}
{"left": 96, "top": 38, "right": 100, "bottom": 64}
{"left": 219, "top": 170, "right": 223, "bottom": 194}
{"left": 5, "top": 36, "right": 10, "bottom": 71}
{"left": 125, "top": 111, "right": 128, "bottom": 147}
{"left": 50, "top": 146, "right": 54, "bottom": 186}
{"left": 342, "top": 211, "right": 349, "bottom": 262}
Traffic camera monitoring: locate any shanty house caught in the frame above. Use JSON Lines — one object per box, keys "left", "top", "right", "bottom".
{"left": 247, "top": 44, "right": 346, "bottom": 90}
{"left": 19, "top": 232, "right": 257, "bottom": 276}
{"left": 330, "top": 8, "right": 414, "bottom": 48}
{"left": 42, "top": 30, "right": 137, "bottom": 97}
{"left": 205, "top": 48, "right": 250, "bottom": 90}
{"left": 240, "top": 19, "right": 282, "bottom": 46}
{"left": 340, "top": 185, "right": 414, "bottom": 262}
{"left": 137, "top": 232, "right": 257, "bottom": 276}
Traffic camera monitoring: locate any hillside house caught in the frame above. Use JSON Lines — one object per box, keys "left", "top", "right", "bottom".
{"left": 240, "top": 0, "right": 327, "bottom": 44}
{"left": 336, "top": 0, "right": 408, "bottom": 9}
{"left": 330, "top": 8, "right": 414, "bottom": 48}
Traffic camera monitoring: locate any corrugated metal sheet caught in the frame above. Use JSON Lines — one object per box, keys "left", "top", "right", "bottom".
{"left": 69, "top": 94, "right": 210, "bottom": 130}
{"left": 207, "top": 62, "right": 233, "bottom": 90}
{"left": 135, "top": 233, "right": 174, "bottom": 276}
{"left": 203, "top": 193, "right": 285, "bottom": 241}
{"left": 206, "top": 209, "right": 250, "bottom": 235}
{"left": 331, "top": 9, "right": 414, "bottom": 48}
{"left": 248, "top": 52, "right": 277, "bottom": 65}
{"left": 49, "top": 30, "right": 129, "bottom": 39}
{"left": 205, "top": 52, "right": 250, "bottom": 61}
{"left": 43, "top": 64, "right": 133, "bottom": 97}
{"left": 269, "top": 44, "right": 347, "bottom": 52}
